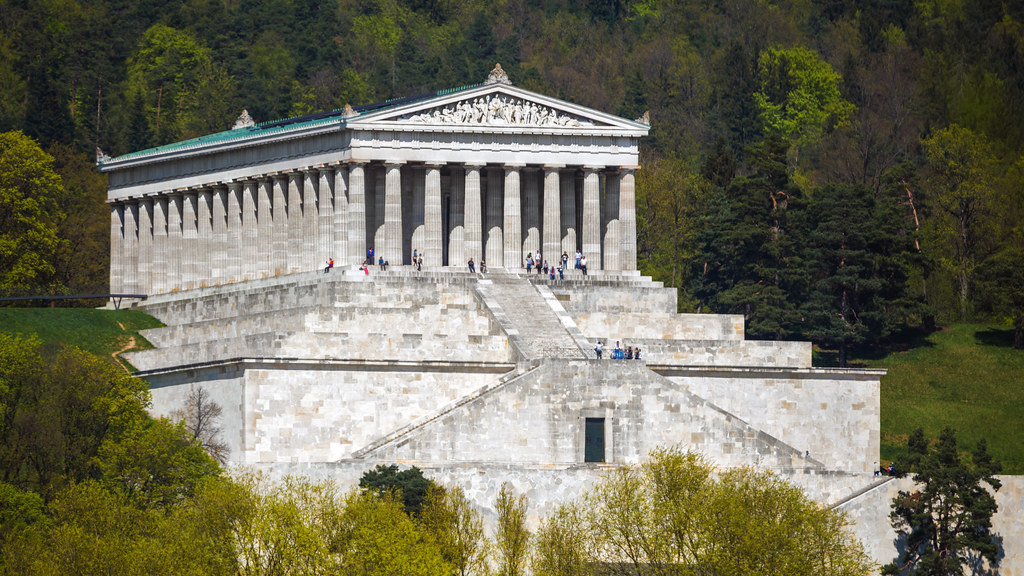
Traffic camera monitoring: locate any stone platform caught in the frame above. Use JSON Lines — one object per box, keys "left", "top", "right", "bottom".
{"left": 128, "top": 268, "right": 903, "bottom": 561}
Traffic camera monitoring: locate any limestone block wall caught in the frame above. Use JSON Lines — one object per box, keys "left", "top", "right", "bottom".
{"left": 139, "top": 270, "right": 478, "bottom": 326}
{"left": 365, "top": 360, "right": 811, "bottom": 471}
{"left": 127, "top": 332, "right": 283, "bottom": 371}
{"left": 240, "top": 365, "right": 507, "bottom": 463}
{"left": 574, "top": 312, "right": 744, "bottom": 341}
{"left": 550, "top": 283, "right": 677, "bottom": 316}
{"left": 638, "top": 338, "right": 811, "bottom": 368}
{"left": 665, "top": 367, "right": 883, "bottom": 474}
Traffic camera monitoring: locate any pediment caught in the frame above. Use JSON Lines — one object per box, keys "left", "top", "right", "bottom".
{"left": 347, "top": 84, "right": 648, "bottom": 134}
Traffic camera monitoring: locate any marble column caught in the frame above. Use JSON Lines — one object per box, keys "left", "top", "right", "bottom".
{"left": 464, "top": 165, "right": 483, "bottom": 265}
{"left": 257, "top": 178, "right": 274, "bottom": 278}
{"left": 347, "top": 162, "right": 367, "bottom": 265}
{"left": 619, "top": 168, "right": 637, "bottom": 271}
{"left": 197, "top": 189, "right": 213, "bottom": 287}
{"left": 287, "top": 172, "right": 303, "bottom": 273}
{"left": 582, "top": 166, "right": 601, "bottom": 270}
{"left": 317, "top": 168, "right": 333, "bottom": 268}
{"left": 560, "top": 169, "right": 577, "bottom": 259}
{"left": 424, "top": 164, "right": 443, "bottom": 267}
{"left": 485, "top": 167, "right": 503, "bottom": 267}
{"left": 211, "top": 186, "right": 228, "bottom": 283}
{"left": 181, "top": 191, "right": 198, "bottom": 289}
{"left": 226, "top": 182, "right": 242, "bottom": 282}
{"left": 109, "top": 203, "right": 124, "bottom": 294}
{"left": 410, "top": 166, "right": 425, "bottom": 263}
{"left": 522, "top": 168, "right": 540, "bottom": 259}
{"left": 242, "top": 180, "right": 259, "bottom": 280}
{"left": 503, "top": 165, "right": 522, "bottom": 269}
{"left": 383, "top": 161, "right": 404, "bottom": 267}
{"left": 124, "top": 200, "right": 138, "bottom": 293}
{"left": 137, "top": 197, "right": 153, "bottom": 294}
{"left": 373, "top": 165, "right": 386, "bottom": 260}
{"left": 302, "top": 168, "right": 319, "bottom": 271}
{"left": 167, "top": 194, "right": 183, "bottom": 291}
{"left": 271, "top": 175, "right": 288, "bottom": 276}
{"left": 447, "top": 166, "right": 466, "bottom": 267}
{"left": 543, "top": 166, "right": 562, "bottom": 263}
{"left": 152, "top": 196, "right": 167, "bottom": 294}
{"left": 332, "top": 165, "right": 348, "bottom": 265}
{"left": 602, "top": 170, "right": 621, "bottom": 271}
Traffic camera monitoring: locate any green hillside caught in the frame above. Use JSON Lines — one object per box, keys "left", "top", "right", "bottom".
{"left": 870, "top": 324, "right": 1024, "bottom": 474}
{"left": 0, "top": 308, "right": 161, "bottom": 370}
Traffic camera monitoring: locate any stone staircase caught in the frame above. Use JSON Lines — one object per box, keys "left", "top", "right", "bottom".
{"left": 475, "top": 272, "right": 591, "bottom": 360}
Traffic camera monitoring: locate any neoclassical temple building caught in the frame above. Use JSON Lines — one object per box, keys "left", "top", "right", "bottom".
{"left": 102, "top": 64, "right": 647, "bottom": 294}
{"left": 95, "top": 67, "right": 1023, "bottom": 571}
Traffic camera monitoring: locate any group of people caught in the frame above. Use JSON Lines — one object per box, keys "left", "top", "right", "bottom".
{"left": 521, "top": 250, "right": 591, "bottom": 278}
{"left": 610, "top": 340, "right": 641, "bottom": 360}
{"left": 326, "top": 247, "right": 596, "bottom": 277}
{"left": 593, "top": 341, "right": 642, "bottom": 360}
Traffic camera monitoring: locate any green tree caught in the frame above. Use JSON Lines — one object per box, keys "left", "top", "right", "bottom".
{"left": 494, "top": 482, "right": 530, "bottom": 576}
{"left": 801, "top": 184, "right": 883, "bottom": 366}
{"left": 754, "top": 46, "right": 855, "bottom": 169}
{"left": 0, "top": 336, "right": 150, "bottom": 497}
{"left": 126, "top": 25, "right": 213, "bottom": 145}
{"left": 921, "top": 125, "right": 999, "bottom": 320}
{"left": 884, "top": 428, "right": 1002, "bottom": 576}
{"left": 532, "top": 502, "right": 591, "bottom": 576}
{"left": 976, "top": 243, "right": 1024, "bottom": 349}
{"left": 0, "top": 131, "right": 63, "bottom": 294}
{"left": 578, "top": 447, "right": 873, "bottom": 576}
{"left": 359, "top": 463, "right": 437, "bottom": 517}
{"left": 421, "top": 485, "right": 488, "bottom": 576}
{"left": 338, "top": 489, "right": 450, "bottom": 576}
{"left": 694, "top": 137, "right": 806, "bottom": 339}
{"left": 635, "top": 155, "right": 710, "bottom": 303}
{"left": 47, "top": 143, "right": 110, "bottom": 294}
{"left": 97, "top": 417, "right": 220, "bottom": 509}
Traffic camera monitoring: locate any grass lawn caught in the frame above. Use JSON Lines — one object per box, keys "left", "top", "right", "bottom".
{"left": 864, "top": 324, "right": 1024, "bottom": 475}
{"left": 0, "top": 307, "right": 162, "bottom": 370}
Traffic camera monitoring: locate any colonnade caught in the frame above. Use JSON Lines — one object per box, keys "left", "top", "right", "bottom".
{"left": 109, "top": 161, "right": 637, "bottom": 295}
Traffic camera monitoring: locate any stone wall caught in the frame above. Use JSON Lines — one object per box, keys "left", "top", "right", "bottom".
{"left": 663, "top": 367, "right": 883, "bottom": 475}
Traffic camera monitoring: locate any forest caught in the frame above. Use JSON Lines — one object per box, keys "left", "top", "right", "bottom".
{"left": 1, "top": 0, "right": 1024, "bottom": 360}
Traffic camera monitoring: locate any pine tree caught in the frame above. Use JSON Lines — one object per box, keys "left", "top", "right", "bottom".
{"left": 884, "top": 428, "right": 1002, "bottom": 576}
{"left": 696, "top": 137, "right": 805, "bottom": 339}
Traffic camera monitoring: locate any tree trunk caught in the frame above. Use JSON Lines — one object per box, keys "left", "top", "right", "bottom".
{"left": 839, "top": 342, "right": 847, "bottom": 368}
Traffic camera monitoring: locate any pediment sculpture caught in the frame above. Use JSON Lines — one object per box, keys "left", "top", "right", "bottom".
{"left": 401, "top": 95, "right": 594, "bottom": 127}
{"left": 233, "top": 110, "right": 255, "bottom": 130}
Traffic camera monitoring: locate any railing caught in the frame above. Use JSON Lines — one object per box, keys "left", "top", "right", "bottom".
{"left": 0, "top": 294, "right": 148, "bottom": 310}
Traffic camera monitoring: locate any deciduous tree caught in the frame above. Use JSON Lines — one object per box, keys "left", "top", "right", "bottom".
{"left": 0, "top": 131, "right": 63, "bottom": 294}
{"left": 921, "top": 125, "right": 999, "bottom": 320}
{"left": 494, "top": 482, "right": 530, "bottom": 576}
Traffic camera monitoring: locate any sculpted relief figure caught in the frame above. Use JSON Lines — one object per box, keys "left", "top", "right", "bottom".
{"left": 401, "top": 95, "right": 592, "bottom": 127}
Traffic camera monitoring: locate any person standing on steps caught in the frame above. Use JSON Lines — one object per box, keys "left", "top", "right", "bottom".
{"left": 480, "top": 258, "right": 487, "bottom": 273}
{"left": 468, "top": 258, "right": 475, "bottom": 273}
{"left": 595, "top": 341, "right": 603, "bottom": 359}
{"left": 580, "top": 255, "right": 588, "bottom": 276}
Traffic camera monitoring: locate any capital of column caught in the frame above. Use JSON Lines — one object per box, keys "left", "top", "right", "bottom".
{"left": 582, "top": 165, "right": 604, "bottom": 173}
{"left": 383, "top": 160, "right": 406, "bottom": 167}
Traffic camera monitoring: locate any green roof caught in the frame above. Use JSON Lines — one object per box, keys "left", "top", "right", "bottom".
{"left": 104, "top": 83, "right": 484, "bottom": 165}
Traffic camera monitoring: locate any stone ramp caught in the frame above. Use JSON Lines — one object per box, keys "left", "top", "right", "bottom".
{"left": 475, "top": 273, "right": 590, "bottom": 360}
